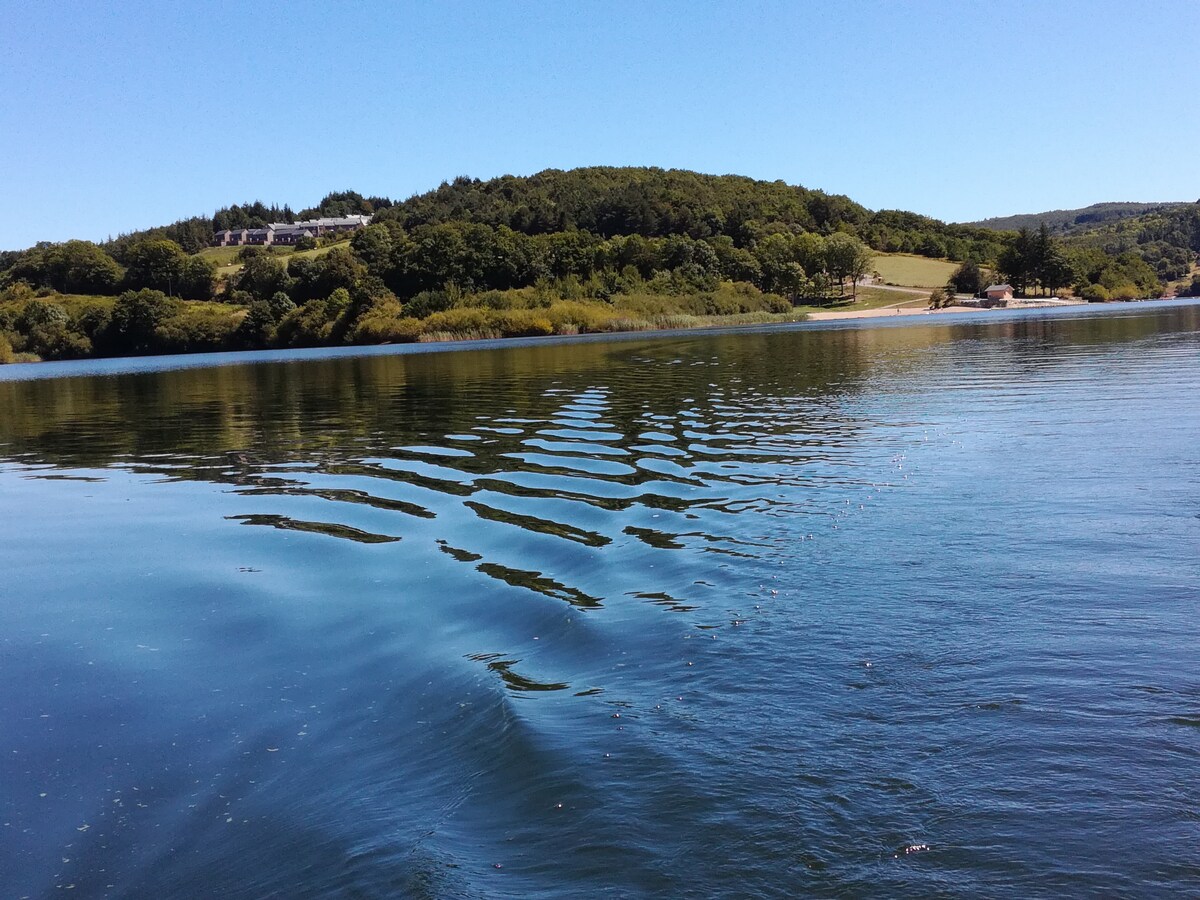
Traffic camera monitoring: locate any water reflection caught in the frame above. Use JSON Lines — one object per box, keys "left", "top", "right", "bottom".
{"left": 2, "top": 302, "right": 1199, "bottom": 897}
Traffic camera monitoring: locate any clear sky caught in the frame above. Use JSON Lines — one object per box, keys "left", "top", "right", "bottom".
{"left": 2, "top": 0, "right": 1196, "bottom": 249}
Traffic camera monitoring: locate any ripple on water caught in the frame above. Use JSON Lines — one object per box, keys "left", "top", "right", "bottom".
{"left": 2, "top": 302, "right": 1200, "bottom": 897}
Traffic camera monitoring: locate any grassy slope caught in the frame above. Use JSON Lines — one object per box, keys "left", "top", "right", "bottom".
{"left": 200, "top": 241, "right": 349, "bottom": 278}
{"left": 871, "top": 253, "right": 960, "bottom": 288}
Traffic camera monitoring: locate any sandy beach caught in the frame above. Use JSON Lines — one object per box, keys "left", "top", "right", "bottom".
{"left": 804, "top": 304, "right": 981, "bottom": 321}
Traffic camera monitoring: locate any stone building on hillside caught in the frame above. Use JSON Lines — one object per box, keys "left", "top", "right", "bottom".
{"left": 213, "top": 215, "right": 371, "bottom": 247}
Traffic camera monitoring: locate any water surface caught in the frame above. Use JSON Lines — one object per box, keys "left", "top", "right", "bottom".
{"left": 2, "top": 304, "right": 1199, "bottom": 897}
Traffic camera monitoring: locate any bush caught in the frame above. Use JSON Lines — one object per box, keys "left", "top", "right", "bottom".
{"left": 237, "top": 246, "right": 267, "bottom": 263}
{"left": 73, "top": 304, "right": 112, "bottom": 340}
{"left": 420, "top": 307, "right": 492, "bottom": 336}
{"left": 233, "top": 301, "right": 277, "bottom": 349}
{"left": 26, "top": 322, "right": 92, "bottom": 360}
{"left": 1080, "top": 283, "right": 1111, "bottom": 302}
{"left": 1110, "top": 283, "right": 1139, "bottom": 301}
{"left": 104, "top": 289, "right": 179, "bottom": 355}
{"left": 404, "top": 290, "right": 453, "bottom": 318}
{"left": 545, "top": 301, "right": 621, "bottom": 333}
{"left": 276, "top": 289, "right": 351, "bottom": 347}
{"left": 153, "top": 309, "right": 237, "bottom": 353}
{"left": 1, "top": 281, "right": 35, "bottom": 303}
{"left": 0, "top": 333, "right": 14, "bottom": 364}
{"left": 354, "top": 312, "right": 422, "bottom": 344}
{"left": 492, "top": 309, "right": 554, "bottom": 337}
{"left": 294, "top": 235, "right": 318, "bottom": 251}
{"left": 268, "top": 291, "right": 296, "bottom": 319}
{"left": 17, "top": 299, "right": 70, "bottom": 331}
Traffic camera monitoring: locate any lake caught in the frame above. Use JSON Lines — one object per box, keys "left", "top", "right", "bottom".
{"left": 2, "top": 303, "right": 1198, "bottom": 898}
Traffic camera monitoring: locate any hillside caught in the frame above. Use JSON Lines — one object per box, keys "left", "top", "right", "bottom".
{"left": 3, "top": 166, "right": 1197, "bottom": 366}
{"left": 375, "top": 167, "right": 1006, "bottom": 261}
{"left": 967, "top": 201, "right": 1191, "bottom": 235}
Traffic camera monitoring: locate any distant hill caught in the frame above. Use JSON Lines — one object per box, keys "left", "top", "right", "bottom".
{"left": 76, "top": 167, "right": 1007, "bottom": 264}
{"left": 966, "top": 202, "right": 1193, "bottom": 235}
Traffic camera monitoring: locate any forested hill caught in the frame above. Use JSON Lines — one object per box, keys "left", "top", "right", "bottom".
{"left": 80, "top": 167, "right": 1006, "bottom": 263}
{"left": 967, "top": 201, "right": 1191, "bottom": 235}
{"left": 374, "top": 167, "right": 1003, "bottom": 260}
{"left": 379, "top": 167, "right": 868, "bottom": 237}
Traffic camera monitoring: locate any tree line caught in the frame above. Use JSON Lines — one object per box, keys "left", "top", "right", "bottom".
{"left": 3, "top": 239, "right": 217, "bottom": 300}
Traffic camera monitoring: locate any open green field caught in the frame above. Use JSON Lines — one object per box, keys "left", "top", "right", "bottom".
{"left": 872, "top": 253, "right": 960, "bottom": 288}
{"left": 199, "top": 245, "right": 291, "bottom": 266}
{"left": 200, "top": 240, "right": 350, "bottom": 278}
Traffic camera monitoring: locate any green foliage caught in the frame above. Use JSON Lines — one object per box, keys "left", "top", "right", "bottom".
{"left": 122, "top": 239, "right": 215, "bottom": 300}
{"left": 1176, "top": 274, "right": 1200, "bottom": 298}
{"left": 969, "top": 202, "right": 1192, "bottom": 235}
{"left": 268, "top": 291, "right": 296, "bottom": 319}
{"left": 298, "top": 190, "right": 391, "bottom": 219}
{"left": 1080, "top": 283, "right": 1111, "bottom": 302}
{"left": 928, "top": 288, "right": 947, "bottom": 309}
{"left": 234, "top": 252, "right": 291, "bottom": 301}
{"left": 3, "top": 166, "right": 1183, "bottom": 364}
{"left": 287, "top": 248, "right": 365, "bottom": 302}
{"left": 998, "top": 225, "right": 1089, "bottom": 297}
{"left": 0, "top": 334, "right": 14, "bottom": 364}
{"left": 105, "top": 289, "right": 180, "bottom": 355}
{"left": 17, "top": 298, "right": 70, "bottom": 331}
{"left": 3, "top": 240, "right": 123, "bottom": 295}
{"left": 26, "top": 322, "right": 92, "bottom": 360}
{"left": 824, "top": 233, "right": 873, "bottom": 298}
{"left": 948, "top": 260, "right": 986, "bottom": 295}
{"left": 982, "top": 201, "right": 1198, "bottom": 288}
{"left": 212, "top": 202, "right": 295, "bottom": 232}
{"left": 276, "top": 288, "right": 352, "bottom": 348}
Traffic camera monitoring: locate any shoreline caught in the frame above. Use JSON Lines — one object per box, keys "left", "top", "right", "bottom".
{"left": 804, "top": 297, "right": 1087, "bottom": 321}
{"left": 1, "top": 297, "right": 1192, "bottom": 384}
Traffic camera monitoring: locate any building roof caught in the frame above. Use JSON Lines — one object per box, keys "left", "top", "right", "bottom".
{"left": 985, "top": 283, "right": 1013, "bottom": 292}
{"left": 294, "top": 215, "right": 372, "bottom": 228}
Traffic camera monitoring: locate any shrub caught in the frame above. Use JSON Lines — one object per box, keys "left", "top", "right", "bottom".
{"left": 0, "top": 333, "right": 14, "bottom": 364}
{"left": 26, "top": 322, "right": 93, "bottom": 360}
{"left": 1080, "top": 283, "right": 1111, "bottom": 302}
{"left": 545, "top": 301, "right": 620, "bottom": 333}
{"left": 492, "top": 309, "right": 554, "bottom": 337}
{"left": 268, "top": 291, "right": 296, "bottom": 320}
{"left": 1110, "top": 283, "right": 1139, "bottom": 301}
{"left": 276, "top": 288, "right": 351, "bottom": 347}
{"left": 354, "top": 314, "right": 422, "bottom": 344}
{"left": 104, "top": 289, "right": 179, "bottom": 355}
{"left": 234, "top": 301, "right": 277, "bottom": 349}
{"left": 17, "top": 299, "right": 70, "bottom": 331}
{"left": 420, "top": 307, "right": 492, "bottom": 335}
{"left": 1, "top": 281, "right": 36, "bottom": 303}
{"left": 404, "top": 290, "right": 453, "bottom": 318}
{"left": 153, "top": 308, "right": 238, "bottom": 354}
{"left": 72, "top": 304, "right": 112, "bottom": 340}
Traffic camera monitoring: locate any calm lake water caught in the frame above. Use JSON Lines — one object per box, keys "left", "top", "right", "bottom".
{"left": 2, "top": 303, "right": 1199, "bottom": 898}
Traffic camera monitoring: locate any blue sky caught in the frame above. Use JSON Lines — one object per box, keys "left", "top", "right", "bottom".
{"left": 2, "top": 1, "right": 1196, "bottom": 249}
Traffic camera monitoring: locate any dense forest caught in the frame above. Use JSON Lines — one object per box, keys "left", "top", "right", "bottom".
{"left": 972, "top": 199, "right": 1200, "bottom": 284}
{"left": 968, "top": 201, "right": 1192, "bottom": 235}
{"left": 1, "top": 167, "right": 1196, "bottom": 364}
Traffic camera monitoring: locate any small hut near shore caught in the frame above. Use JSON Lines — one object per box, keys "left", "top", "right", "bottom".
{"left": 983, "top": 283, "right": 1013, "bottom": 307}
